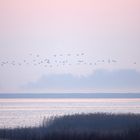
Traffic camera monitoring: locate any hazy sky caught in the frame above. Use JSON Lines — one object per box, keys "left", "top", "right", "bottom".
{"left": 0, "top": 0, "right": 140, "bottom": 93}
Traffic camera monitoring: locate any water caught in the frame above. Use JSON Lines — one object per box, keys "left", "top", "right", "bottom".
{"left": 0, "top": 98, "right": 140, "bottom": 128}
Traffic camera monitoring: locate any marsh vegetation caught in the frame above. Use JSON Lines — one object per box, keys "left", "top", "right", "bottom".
{"left": 0, "top": 113, "right": 140, "bottom": 140}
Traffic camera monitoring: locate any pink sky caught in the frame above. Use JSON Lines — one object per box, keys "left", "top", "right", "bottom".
{"left": 0, "top": 0, "right": 140, "bottom": 93}
{"left": 0, "top": 0, "right": 140, "bottom": 34}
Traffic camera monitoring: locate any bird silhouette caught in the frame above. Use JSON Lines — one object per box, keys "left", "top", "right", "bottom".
{"left": 0, "top": 53, "right": 123, "bottom": 71}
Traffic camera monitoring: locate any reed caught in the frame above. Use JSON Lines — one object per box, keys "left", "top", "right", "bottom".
{"left": 0, "top": 113, "right": 140, "bottom": 140}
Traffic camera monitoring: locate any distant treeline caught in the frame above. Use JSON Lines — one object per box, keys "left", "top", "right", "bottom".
{"left": 0, "top": 113, "right": 140, "bottom": 140}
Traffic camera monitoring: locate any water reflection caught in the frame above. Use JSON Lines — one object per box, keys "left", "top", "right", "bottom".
{"left": 0, "top": 98, "right": 140, "bottom": 128}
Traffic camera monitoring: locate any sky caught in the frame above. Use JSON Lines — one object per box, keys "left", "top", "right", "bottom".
{"left": 0, "top": 0, "right": 140, "bottom": 93}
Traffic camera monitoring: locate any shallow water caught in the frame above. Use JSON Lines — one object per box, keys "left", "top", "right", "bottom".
{"left": 0, "top": 98, "right": 140, "bottom": 128}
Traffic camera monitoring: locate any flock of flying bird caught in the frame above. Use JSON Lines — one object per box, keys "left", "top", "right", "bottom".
{"left": 0, "top": 53, "right": 137, "bottom": 69}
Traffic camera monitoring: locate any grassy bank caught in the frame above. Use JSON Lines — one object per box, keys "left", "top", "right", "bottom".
{"left": 0, "top": 113, "right": 140, "bottom": 140}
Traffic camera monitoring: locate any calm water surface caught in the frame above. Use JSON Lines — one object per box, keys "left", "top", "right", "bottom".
{"left": 0, "top": 98, "right": 140, "bottom": 128}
